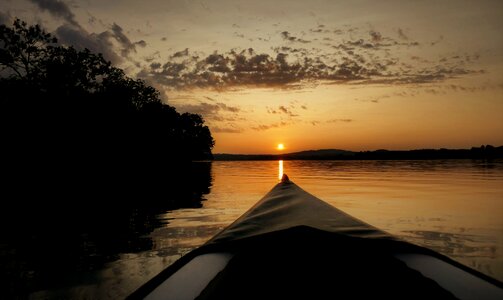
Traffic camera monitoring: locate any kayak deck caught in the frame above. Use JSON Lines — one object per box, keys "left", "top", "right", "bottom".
{"left": 128, "top": 176, "right": 503, "bottom": 300}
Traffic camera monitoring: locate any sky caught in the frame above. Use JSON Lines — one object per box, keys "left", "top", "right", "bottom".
{"left": 1, "top": 0, "right": 503, "bottom": 154}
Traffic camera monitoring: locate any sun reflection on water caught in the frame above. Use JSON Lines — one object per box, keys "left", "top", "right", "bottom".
{"left": 278, "top": 160, "right": 283, "bottom": 181}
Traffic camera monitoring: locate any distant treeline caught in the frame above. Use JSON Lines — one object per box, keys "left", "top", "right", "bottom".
{"left": 0, "top": 19, "right": 214, "bottom": 204}
{"left": 214, "top": 145, "right": 503, "bottom": 161}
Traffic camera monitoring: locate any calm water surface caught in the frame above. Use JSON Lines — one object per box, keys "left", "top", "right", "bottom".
{"left": 20, "top": 160, "right": 503, "bottom": 298}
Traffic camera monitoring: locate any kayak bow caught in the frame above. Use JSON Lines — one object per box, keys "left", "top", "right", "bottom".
{"left": 128, "top": 175, "right": 503, "bottom": 300}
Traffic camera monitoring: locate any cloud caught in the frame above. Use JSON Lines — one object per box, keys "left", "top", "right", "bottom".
{"left": 135, "top": 40, "right": 147, "bottom": 48}
{"left": 278, "top": 105, "right": 298, "bottom": 117}
{"left": 149, "top": 62, "right": 161, "bottom": 69}
{"left": 217, "top": 102, "right": 240, "bottom": 112}
{"left": 211, "top": 126, "right": 242, "bottom": 133}
{"left": 281, "top": 31, "right": 310, "bottom": 43}
{"left": 176, "top": 102, "right": 239, "bottom": 115}
{"left": 267, "top": 107, "right": 277, "bottom": 114}
{"left": 137, "top": 26, "right": 480, "bottom": 90}
{"left": 327, "top": 119, "right": 353, "bottom": 123}
{"left": 354, "top": 98, "right": 379, "bottom": 103}
{"left": 430, "top": 83, "right": 498, "bottom": 93}
{"left": 424, "top": 88, "right": 444, "bottom": 95}
{"left": 267, "top": 105, "right": 295, "bottom": 116}
{"left": 139, "top": 50, "right": 304, "bottom": 89}
{"left": 355, "top": 94, "right": 390, "bottom": 103}
{"left": 369, "top": 30, "right": 382, "bottom": 43}
{"left": 251, "top": 122, "right": 288, "bottom": 131}
{"left": 26, "top": 0, "right": 145, "bottom": 65}
{"left": 54, "top": 24, "right": 122, "bottom": 64}
{"left": 111, "top": 23, "right": 141, "bottom": 57}
{"left": 234, "top": 32, "right": 245, "bottom": 38}
{"left": 54, "top": 22, "right": 146, "bottom": 64}
{"left": 397, "top": 28, "right": 408, "bottom": 40}
{"left": 28, "top": 0, "right": 80, "bottom": 28}
{"left": 172, "top": 48, "right": 189, "bottom": 58}
{"left": 278, "top": 106, "right": 288, "bottom": 114}
{"left": 139, "top": 46, "right": 479, "bottom": 89}
{"left": 175, "top": 101, "right": 241, "bottom": 124}
{"left": 139, "top": 49, "right": 372, "bottom": 89}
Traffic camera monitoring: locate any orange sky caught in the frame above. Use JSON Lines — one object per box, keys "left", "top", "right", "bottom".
{"left": 2, "top": 0, "right": 503, "bottom": 153}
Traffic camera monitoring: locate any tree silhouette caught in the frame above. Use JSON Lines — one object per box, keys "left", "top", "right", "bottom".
{"left": 0, "top": 19, "right": 215, "bottom": 202}
{"left": 0, "top": 19, "right": 57, "bottom": 79}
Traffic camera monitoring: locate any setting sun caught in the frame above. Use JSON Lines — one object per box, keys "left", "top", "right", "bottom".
{"left": 277, "top": 144, "right": 285, "bottom": 151}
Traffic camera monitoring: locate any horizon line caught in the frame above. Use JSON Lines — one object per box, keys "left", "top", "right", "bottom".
{"left": 214, "top": 145, "right": 502, "bottom": 156}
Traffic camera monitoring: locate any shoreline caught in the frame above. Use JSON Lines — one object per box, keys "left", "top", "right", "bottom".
{"left": 214, "top": 146, "right": 503, "bottom": 161}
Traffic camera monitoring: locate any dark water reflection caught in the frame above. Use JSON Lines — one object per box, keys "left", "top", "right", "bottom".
{"left": 0, "top": 162, "right": 213, "bottom": 299}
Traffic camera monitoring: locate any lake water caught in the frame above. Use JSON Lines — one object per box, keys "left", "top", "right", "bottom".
{"left": 4, "top": 159, "right": 503, "bottom": 299}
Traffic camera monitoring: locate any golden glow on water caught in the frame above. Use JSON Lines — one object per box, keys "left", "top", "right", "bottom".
{"left": 198, "top": 160, "right": 503, "bottom": 282}
{"left": 278, "top": 160, "right": 283, "bottom": 181}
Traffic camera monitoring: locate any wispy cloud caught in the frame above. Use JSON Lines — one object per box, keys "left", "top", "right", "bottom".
{"left": 397, "top": 28, "right": 408, "bottom": 40}
{"left": 369, "top": 30, "right": 382, "bottom": 43}
{"left": 281, "top": 31, "right": 310, "bottom": 43}
{"left": 251, "top": 121, "right": 288, "bottom": 131}
{"left": 54, "top": 24, "right": 122, "bottom": 63}
{"left": 176, "top": 102, "right": 240, "bottom": 115}
{"left": 26, "top": 0, "right": 146, "bottom": 64}
{"left": 172, "top": 48, "right": 189, "bottom": 58}
{"left": 278, "top": 105, "right": 296, "bottom": 116}
{"left": 174, "top": 101, "right": 241, "bottom": 126}
{"left": 28, "top": 0, "right": 80, "bottom": 28}
{"left": 110, "top": 23, "right": 147, "bottom": 57}
{"left": 211, "top": 125, "right": 242, "bottom": 133}
{"left": 327, "top": 118, "right": 354, "bottom": 123}
{"left": 354, "top": 94, "right": 392, "bottom": 103}
{"left": 267, "top": 105, "right": 298, "bottom": 117}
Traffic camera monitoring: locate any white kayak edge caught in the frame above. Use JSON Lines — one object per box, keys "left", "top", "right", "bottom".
{"left": 143, "top": 251, "right": 503, "bottom": 300}
{"left": 144, "top": 252, "right": 233, "bottom": 300}
{"left": 395, "top": 253, "right": 503, "bottom": 300}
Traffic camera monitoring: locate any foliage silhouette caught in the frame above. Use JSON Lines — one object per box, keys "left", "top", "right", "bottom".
{"left": 1, "top": 19, "right": 214, "bottom": 203}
